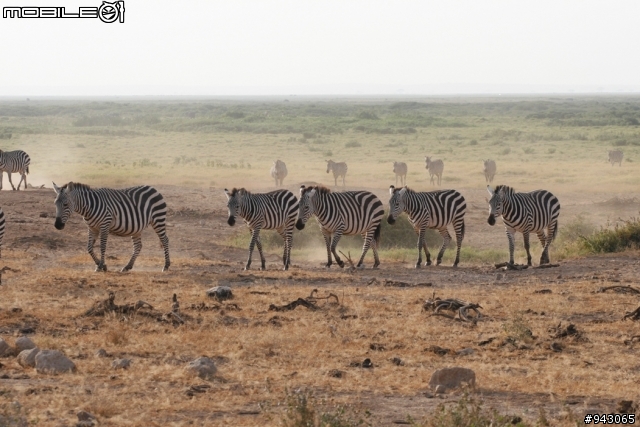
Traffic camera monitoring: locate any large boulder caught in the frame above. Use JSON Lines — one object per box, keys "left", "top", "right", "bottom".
{"left": 185, "top": 357, "right": 217, "bottom": 380}
{"left": 428, "top": 367, "right": 476, "bottom": 392}
{"left": 35, "top": 350, "right": 76, "bottom": 374}
{"left": 0, "top": 338, "right": 14, "bottom": 357}
{"left": 17, "top": 347, "right": 40, "bottom": 368}
{"left": 15, "top": 336, "right": 36, "bottom": 352}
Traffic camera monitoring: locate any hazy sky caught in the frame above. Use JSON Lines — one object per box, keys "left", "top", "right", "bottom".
{"left": 1, "top": 0, "right": 639, "bottom": 95}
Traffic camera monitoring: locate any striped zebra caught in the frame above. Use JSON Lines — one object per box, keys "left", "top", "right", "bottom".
{"left": 608, "top": 150, "right": 623, "bottom": 166}
{"left": 483, "top": 159, "right": 497, "bottom": 183}
{"left": 52, "top": 182, "right": 170, "bottom": 272}
{"left": 387, "top": 186, "right": 466, "bottom": 268}
{"left": 326, "top": 160, "right": 347, "bottom": 187}
{"left": 224, "top": 187, "right": 298, "bottom": 271}
{"left": 393, "top": 161, "right": 408, "bottom": 186}
{"left": 487, "top": 185, "right": 560, "bottom": 266}
{"left": 424, "top": 156, "right": 444, "bottom": 186}
{"left": 0, "top": 150, "right": 30, "bottom": 191}
{"left": 270, "top": 160, "right": 288, "bottom": 187}
{"left": 0, "top": 207, "right": 4, "bottom": 258}
{"left": 295, "top": 185, "right": 383, "bottom": 268}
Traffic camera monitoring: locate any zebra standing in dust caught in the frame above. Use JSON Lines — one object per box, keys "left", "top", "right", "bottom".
{"left": 0, "top": 207, "right": 4, "bottom": 258}
{"left": 53, "top": 182, "right": 170, "bottom": 272}
{"left": 270, "top": 160, "right": 288, "bottom": 187}
{"left": 608, "top": 150, "right": 623, "bottom": 166}
{"left": 224, "top": 188, "right": 298, "bottom": 270}
{"left": 387, "top": 186, "right": 466, "bottom": 268}
{"left": 487, "top": 185, "right": 560, "bottom": 266}
{"left": 483, "top": 159, "right": 497, "bottom": 183}
{"left": 326, "top": 160, "right": 348, "bottom": 187}
{"left": 393, "top": 161, "right": 408, "bottom": 186}
{"left": 296, "top": 185, "right": 383, "bottom": 269}
{"left": 0, "top": 150, "right": 30, "bottom": 191}
{"left": 425, "top": 156, "right": 444, "bottom": 186}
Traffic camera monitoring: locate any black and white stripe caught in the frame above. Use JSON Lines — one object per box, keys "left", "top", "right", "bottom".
{"left": 295, "top": 185, "right": 384, "bottom": 269}
{"left": 483, "top": 159, "right": 497, "bottom": 183}
{"left": 0, "top": 207, "right": 5, "bottom": 258}
{"left": 387, "top": 186, "right": 466, "bottom": 268}
{"left": 425, "top": 156, "right": 444, "bottom": 186}
{"left": 0, "top": 150, "right": 30, "bottom": 191}
{"left": 487, "top": 185, "right": 560, "bottom": 266}
{"left": 270, "top": 160, "right": 288, "bottom": 186}
{"left": 393, "top": 161, "right": 408, "bottom": 186}
{"left": 326, "top": 160, "right": 348, "bottom": 187}
{"left": 225, "top": 188, "right": 299, "bottom": 271}
{"left": 53, "top": 182, "right": 170, "bottom": 272}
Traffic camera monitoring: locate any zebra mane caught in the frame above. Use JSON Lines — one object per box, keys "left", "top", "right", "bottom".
{"left": 63, "top": 182, "right": 91, "bottom": 192}
{"left": 494, "top": 185, "right": 514, "bottom": 195}
{"left": 229, "top": 187, "right": 250, "bottom": 197}
{"left": 301, "top": 185, "right": 331, "bottom": 195}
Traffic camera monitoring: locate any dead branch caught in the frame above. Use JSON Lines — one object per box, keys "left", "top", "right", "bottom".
{"left": 83, "top": 292, "right": 154, "bottom": 316}
{"left": 549, "top": 322, "right": 582, "bottom": 339}
{"left": 268, "top": 298, "right": 318, "bottom": 312}
{"left": 623, "top": 306, "right": 640, "bottom": 321}
{"left": 338, "top": 250, "right": 356, "bottom": 272}
{"left": 596, "top": 285, "right": 640, "bottom": 295}
{"left": 623, "top": 335, "right": 640, "bottom": 345}
{"left": 383, "top": 279, "right": 432, "bottom": 288}
{"left": 535, "top": 264, "right": 560, "bottom": 269}
{"left": 494, "top": 262, "right": 528, "bottom": 270}
{"left": 423, "top": 295, "right": 483, "bottom": 323}
{"left": 308, "top": 289, "right": 339, "bottom": 304}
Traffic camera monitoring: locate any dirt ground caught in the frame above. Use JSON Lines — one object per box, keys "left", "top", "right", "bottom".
{"left": 1, "top": 185, "right": 640, "bottom": 426}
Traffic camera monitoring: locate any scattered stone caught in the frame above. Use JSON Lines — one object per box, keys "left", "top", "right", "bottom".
{"left": 456, "top": 348, "right": 474, "bottom": 356}
{"left": 428, "top": 367, "right": 476, "bottom": 392}
{"left": 94, "top": 349, "right": 108, "bottom": 358}
{"left": 550, "top": 342, "right": 563, "bottom": 352}
{"left": 426, "top": 345, "right": 451, "bottom": 356}
{"left": 206, "top": 286, "right": 233, "bottom": 301}
{"left": 17, "top": 348, "right": 40, "bottom": 368}
{"left": 111, "top": 358, "right": 131, "bottom": 370}
{"left": 328, "top": 369, "right": 345, "bottom": 378}
{"left": 0, "top": 338, "right": 15, "bottom": 357}
{"left": 369, "top": 343, "right": 386, "bottom": 351}
{"left": 362, "top": 358, "right": 373, "bottom": 369}
{"left": 478, "top": 337, "right": 496, "bottom": 346}
{"left": 617, "top": 400, "right": 635, "bottom": 414}
{"left": 391, "top": 357, "right": 404, "bottom": 366}
{"left": 77, "top": 410, "right": 96, "bottom": 421}
{"left": 14, "top": 336, "right": 36, "bottom": 352}
{"left": 35, "top": 350, "right": 76, "bottom": 374}
{"left": 185, "top": 357, "right": 217, "bottom": 380}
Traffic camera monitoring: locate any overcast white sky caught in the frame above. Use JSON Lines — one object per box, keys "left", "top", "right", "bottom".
{"left": 0, "top": 0, "right": 639, "bottom": 96}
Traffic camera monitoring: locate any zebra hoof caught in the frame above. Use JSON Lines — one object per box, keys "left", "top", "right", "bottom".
{"left": 415, "top": 263, "right": 421, "bottom": 269}
{"left": 95, "top": 265, "right": 107, "bottom": 272}
{"left": 121, "top": 266, "right": 133, "bottom": 272}
{"left": 425, "top": 261, "right": 432, "bottom": 266}
{"left": 337, "top": 261, "right": 345, "bottom": 268}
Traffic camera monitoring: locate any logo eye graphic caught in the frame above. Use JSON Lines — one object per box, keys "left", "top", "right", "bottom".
{"left": 98, "top": 1, "right": 121, "bottom": 23}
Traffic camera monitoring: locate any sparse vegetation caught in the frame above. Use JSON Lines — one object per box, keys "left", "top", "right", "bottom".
{"left": 580, "top": 217, "right": 640, "bottom": 253}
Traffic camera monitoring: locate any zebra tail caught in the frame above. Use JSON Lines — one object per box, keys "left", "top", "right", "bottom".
{"left": 26, "top": 166, "right": 29, "bottom": 174}
{"left": 374, "top": 221, "right": 382, "bottom": 245}
{"left": 551, "top": 220, "right": 559, "bottom": 242}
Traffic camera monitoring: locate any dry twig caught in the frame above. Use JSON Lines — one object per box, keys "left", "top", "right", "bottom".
{"left": 423, "top": 292, "right": 483, "bottom": 323}
{"left": 596, "top": 285, "right": 640, "bottom": 295}
{"left": 268, "top": 298, "right": 318, "bottom": 312}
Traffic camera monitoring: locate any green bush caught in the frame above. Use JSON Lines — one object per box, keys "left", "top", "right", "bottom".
{"left": 580, "top": 217, "right": 640, "bottom": 253}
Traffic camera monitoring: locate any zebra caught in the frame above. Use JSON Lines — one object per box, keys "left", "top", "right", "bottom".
{"left": 608, "top": 150, "right": 623, "bottom": 166}
{"left": 0, "top": 150, "right": 30, "bottom": 191}
{"left": 393, "top": 161, "right": 408, "bottom": 186}
{"left": 487, "top": 185, "right": 560, "bottom": 266}
{"left": 424, "top": 156, "right": 444, "bottom": 186}
{"left": 224, "top": 187, "right": 298, "bottom": 271}
{"left": 0, "top": 207, "right": 4, "bottom": 258}
{"left": 52, "top": 182, "right": 170, "bottom": 272}
{"left": 387, "top": 186, "right": 466, "bottom": 268}
{"left": 270, "top": 160, "right": 288, "bottom": 187}
{"left": 295, "top": 185, "right": 383, "bottom": 269}
{"left": 326, "top": 160, "right": 347, "bottom": 187}
{"left": 483, "top": 159, "right": 497, "bottom": 183}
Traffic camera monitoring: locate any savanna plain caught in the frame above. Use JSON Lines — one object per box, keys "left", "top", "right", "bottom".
{"left": 1, "top": 96, "right": 640, "bottom": 426}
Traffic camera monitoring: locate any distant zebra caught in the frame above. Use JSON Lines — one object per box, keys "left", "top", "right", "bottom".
{"left": 393, "top": 161, "right": 407, "bottom": 186}
{"left": 53, "top": 182, "right": 170, "bottom": 272}
{"left": 608, "top": 150, "right": 623, "bottom": 166}
{"left": 424, "top": 156, "right": 444, "bottom": 186}
{"left": 0, "top": 207, "right": 4, "bottom": 258}
{"left": 483, "top": 159, "right": 497, "bottom": 183}
{"left": 270, "top": 160, "right": 288, "bottom": 187}
{"left": 0, "top": 150, "right": 30, "bottom": 191}
{"left": 326, "top": 160, "right": 348, "bottom": 186}
{"left": 387, "top": 186, "right": 466, "bottom": 268}
{"left": 487, "top": 185, "right": 560, "bottom": 266}
{"left": 296, "top": 185, "right": 383, "bottom": 268}
{"left": 224, "top": 188, "right": 298, "bottom": 270}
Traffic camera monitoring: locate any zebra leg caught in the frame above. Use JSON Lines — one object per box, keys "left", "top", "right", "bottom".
{"left": 16, "top": 172, "right": 26, "bottom": 191}
{"left": 523, "top": 232, "right": 532, "bottom": 266}
{"left": 453, "top": 220, "right": 464, "bottom": 267}
{"left": 355, "top": 230, "right": 375, "bottom": 268}
{"left": 279, "top": 229, "right": 292, "bottom": 271}
{"left": 245, "top": 228, "right": 260, "bottom": 270}
{"left": 436, "top": 228, "right": 452, "bottom": 266}
{"left": 255, "top": 235, "right": 267, "bottom": 270}
{"left": 371, "top": 236, "right": 380, "bottom": 269}
{"left": 96, "top": 226, "right": 109, "bottom": 272}
{"left": 86, "top": 228, "right": 101, "bottom": 267}
{"left": 122, "top": 234, "right": 142, "bottom": 272}
{"left": 7, "top": 172, "right": 15, "bottom": 191}
{"left": 415, "top": 228, "right": 425, "bottom": 268}
{"left": 540, "top": 228, "right": 553, "bottom": 265}
{"left": 321, "top": 229, "right": 333, "bottom": 268}
{"left": 330, "top": 230, "right": 345, "bottom": 268}
{"left": 536, "top": 231, "right": 547, "bottom": 265}
{"left": 151, "top": 220, "right": 171, "bottom": 271}
{"left": 505, "top": 228, "right": 516, "bottom": 265}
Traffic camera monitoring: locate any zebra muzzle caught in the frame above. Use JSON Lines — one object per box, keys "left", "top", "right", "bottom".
{"left": 387, "top": 215, "right": 396, "bottom": 225}
{"left": 54, "top": 218, "right": 65, "bottom": 230}
{"left": 295, "top": 219, "right": 305, "bottom": 230}
{"left": 487, "top": 215, "right": 496, "bottom": 226}
{"left": 227, "top": 216, "right": 236, "bottom": 226}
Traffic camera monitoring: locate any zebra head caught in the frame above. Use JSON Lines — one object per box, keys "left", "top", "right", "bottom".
{"left": 326, "top": 160, "right": 334, "bottom": 174}
{"left": 486, "top": 185, "right": 503, "bottom": 226}
{"left": 53, "top": 182, "right": 74, "bottom": 230}
{"left": 295, "top": 185, "right": 316, "bottom": 230}
{"left": 424, "top": 156, "right": 431, "bottom": 169}
{"left": 224, "top": 188, "right": 244, "bottom": 226}
{"left": 387, "top": 185, "right": 406, "bottom": 224}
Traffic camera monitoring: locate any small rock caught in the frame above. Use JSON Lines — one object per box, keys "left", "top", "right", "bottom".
{"left": 14, "top": 337, "right": 36, "bottom": 352}
{"left": 94, "top": 349, "right": 108, "bottom": 358}
{"left": 185, "top": 357, "right": 217, "bottom": 380}
{"left": 17, "top": 348, "right": 40, "bottom": 368}
{"left": 362, "top": 358, "right": 373, "bottom": 369}
{"left": 111, "top": 358, "right": 131, "bottom": 370}
{"left": 77, "top": 410, "right": 96, "bottom": 421}
{"left": 328, "top": 369, "right": 345, "bottom": 378}
{"left": 391, "top": 357, "right": 404, "bottom": 366}
{"left": 0, "top": 338, "right": 15, "bottom": 357}
{"left": 428, "top": 367, "right": 476, "bottom": 391}
{"left": 550, "top": 342, "right": 563, "bottom": 352}
{"left": 617, "top": 400, "right": 635, "bottom": 413}
{"left": 206, "top": 286, "right": 233, "bottom": 301}
{"left": 35, "top": 350, "right": 76, "bottom": 374}
{"left": 456, "top": 348, "right": 474, "bottom": 356}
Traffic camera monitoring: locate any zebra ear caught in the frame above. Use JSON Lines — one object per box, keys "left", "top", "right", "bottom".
{"left": 487, "top": 185, "right": 494, "bottom": 196}
{"left": 53, "top": 182, "right": 61, "bottom": 194}
{"left": 299, "top": 185, "right": 305, "bottom": 195}
{"left": 223, "top": 188, "right": 231, "bottom": 200}
{"left": 389, "top": 185, "right": 395, "bottom": 195}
